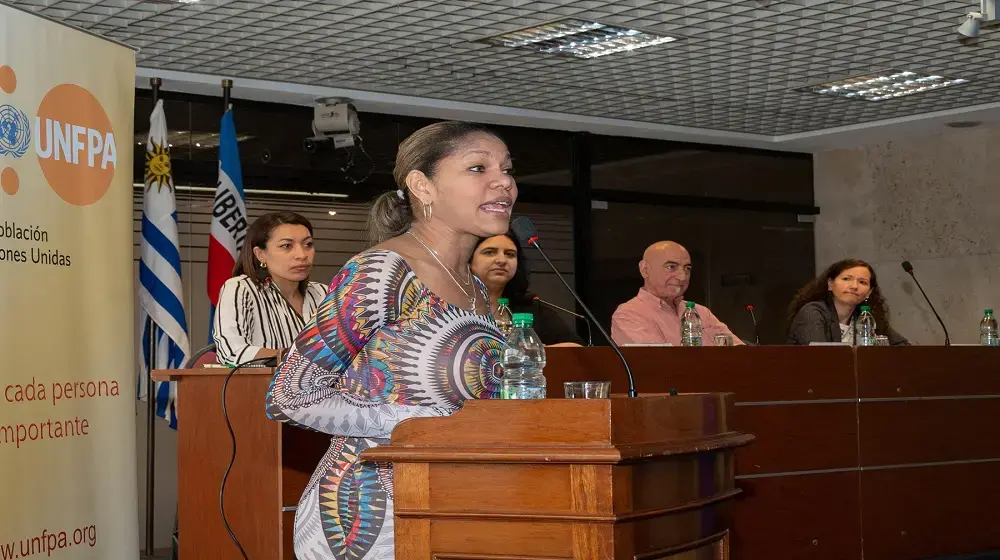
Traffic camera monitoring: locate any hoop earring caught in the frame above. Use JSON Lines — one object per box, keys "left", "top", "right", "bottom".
{"left": 259, "top": 261, "right": 267, "bottom": 269}
{"left": 423, "top": 202, "right": 433, "bottom": 222}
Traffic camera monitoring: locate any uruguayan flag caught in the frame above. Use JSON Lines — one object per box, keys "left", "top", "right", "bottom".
{"left": 138, "top": 99, "right": 190, "bottom": 429}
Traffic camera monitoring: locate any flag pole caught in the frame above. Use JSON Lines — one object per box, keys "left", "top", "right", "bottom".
{"left": 144, "top": 76, "right": 161, "bottom": 558}
{"left": 222, "top": 78, "right": 232, "bottom": 110}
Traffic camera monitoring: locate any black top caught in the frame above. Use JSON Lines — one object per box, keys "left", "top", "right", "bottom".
{"left": 787, "top": 299, "right": 910, "bottom": 346}
{"left": 508, "top": 296, "right": 584, "bottom": 345}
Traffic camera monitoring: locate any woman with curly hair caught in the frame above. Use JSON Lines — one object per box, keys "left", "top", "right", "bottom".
{"left": 787, "top": 258, "right": 910, "bottom": 346}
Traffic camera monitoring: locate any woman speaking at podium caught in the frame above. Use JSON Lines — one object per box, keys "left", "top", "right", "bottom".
{"left": 212, "top": 211, "right": 327, "bottom": 365}
{"left": 266, "top": 122, "right": 515, "bottom": 560}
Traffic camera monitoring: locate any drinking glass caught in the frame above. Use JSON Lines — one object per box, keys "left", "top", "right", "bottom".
{"left": 563, "top": 381, "right": 611, "bottom": 398}
{"left": 713, "top": 333, "right": 734, "bottom": 346}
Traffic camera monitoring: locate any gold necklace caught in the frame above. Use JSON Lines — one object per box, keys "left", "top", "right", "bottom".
{"left": 408, "top": 231, "right": 477, "bottom": 310}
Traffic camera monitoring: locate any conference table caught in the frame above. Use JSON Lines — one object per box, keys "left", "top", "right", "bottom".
{"left": 155, "top": 345, "right": 1000, "bottom": 559}
{"left": 547, "top": 345, "right": 1000, "bottom": 559}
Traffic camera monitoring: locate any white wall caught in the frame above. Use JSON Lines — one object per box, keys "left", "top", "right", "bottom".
{"left": 813, "top": 126, "right": 1000, "bottom": 345}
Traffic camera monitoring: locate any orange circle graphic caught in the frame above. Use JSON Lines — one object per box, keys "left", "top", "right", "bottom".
{"left": 0, "top": 66, "right": 15, "bottom": 93}
{"left": 35, "top": 84, "right": 116, "bottom": 206}
{"left": 1, "top": 168, "right": 18, "bottom": 195}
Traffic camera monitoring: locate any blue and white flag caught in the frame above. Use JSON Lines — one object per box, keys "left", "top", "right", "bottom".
{"left": 207, "top": 108, "right": 247, "bottom": 344}
{"left": 138, "top": 99, "right": 190, "bottom": 429}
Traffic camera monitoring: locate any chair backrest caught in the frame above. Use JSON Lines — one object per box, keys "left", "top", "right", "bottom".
{"left": 184, "top": 344, "right": 217, "bottom": 368}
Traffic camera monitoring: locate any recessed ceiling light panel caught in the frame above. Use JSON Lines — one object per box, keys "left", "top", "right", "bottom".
{"left": 482, "top": 18, "right": 677, "bottom": 59}
{"left": 800, "top": 70, "right": 970, "bottom": 102}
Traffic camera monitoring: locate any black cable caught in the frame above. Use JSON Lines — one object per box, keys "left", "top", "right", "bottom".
{"left": 344, "top": 135, "right": 374, "bottom": 185}
{"left": 220, "top": 356, "right": 277, "bottom": 560}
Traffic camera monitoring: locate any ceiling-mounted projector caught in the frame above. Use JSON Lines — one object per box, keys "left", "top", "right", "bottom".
{"left": 304, "top": 98, "right": 360, "bottom": 152}
{"left": 959, "top": 0, "right": 998, "bottom": 37}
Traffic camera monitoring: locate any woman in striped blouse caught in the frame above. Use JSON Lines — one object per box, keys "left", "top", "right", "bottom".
{"left": 213, "top": 211, "right": 327, "bottom": 365}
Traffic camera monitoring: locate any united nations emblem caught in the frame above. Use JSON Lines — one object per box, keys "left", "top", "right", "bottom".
{"left": 0, "top": 104, "right": 30, "bottom": 159}
{"left": 144, "top": 140, "right": 172, "bottom": 191}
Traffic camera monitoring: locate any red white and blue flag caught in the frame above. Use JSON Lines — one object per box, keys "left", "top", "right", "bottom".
{"left": 207, "top": 108, "right": 246, "bottom": 341}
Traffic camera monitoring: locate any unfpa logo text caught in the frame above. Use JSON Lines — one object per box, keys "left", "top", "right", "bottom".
{"left": 0, "top": 65, "right": 118, "bottom": 206}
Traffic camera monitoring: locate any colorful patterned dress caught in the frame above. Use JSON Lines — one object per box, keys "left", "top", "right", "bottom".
{"left": 265, "top": 249, "right": 503, "bottom": 560}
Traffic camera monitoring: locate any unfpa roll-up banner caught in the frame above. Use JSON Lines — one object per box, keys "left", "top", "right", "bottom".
{"left": 0, "top": 4, "right": 138, "bottom": 559}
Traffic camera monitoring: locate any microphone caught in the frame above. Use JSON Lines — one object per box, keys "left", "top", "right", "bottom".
{"left": 533, "top": 296, "right": 593, "bottom": 347}
{"left": 511, "top": 216, "right": 638, "bottom": 398}
{"left": 901, "top": 260, "right": 951, "bottom": 346}
{"left": 745, "top": 304, "right": 760, "bottom": 345}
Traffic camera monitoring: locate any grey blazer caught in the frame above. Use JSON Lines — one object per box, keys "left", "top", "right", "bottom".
{"left": 787, "top": 300, "right": 910, "bottom": 346}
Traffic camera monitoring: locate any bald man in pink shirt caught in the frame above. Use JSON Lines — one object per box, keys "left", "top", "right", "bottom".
{"left": 611, "top": 241, "right": 742, "bottom": 346}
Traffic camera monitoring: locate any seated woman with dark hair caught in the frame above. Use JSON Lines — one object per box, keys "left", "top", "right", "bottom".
{"left": 213, "top": 211, "right": 328, "bottom": 364}
{"left": 787, "top": 258, "right": 909, "bottom": 346}
{"left": 471, "top": 233, "right": 583, "bottom": 346}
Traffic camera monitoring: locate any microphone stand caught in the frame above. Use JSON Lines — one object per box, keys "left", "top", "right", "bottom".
{"left": 536, "top": 298, "right": 593, "bottom": 347}
{"left": 746, "top": 306, "right": 760, "bottom": 346}
{"left": 906, "top": 271, "right": 951, "bottom": 346}
{"left": 528, "top": 240, "right": 637, "bottom": 398}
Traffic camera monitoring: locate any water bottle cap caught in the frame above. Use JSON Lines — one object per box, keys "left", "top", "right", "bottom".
{"left": 497, "top": 298, "right": 509, "bottom": 306}
{"left": 685, "top": 301, "right": 696, "bottom": 309}
{"left": 986, "top": 309, "right": 994, "bottom": 315}
{"left": 860, "top": 305, "right": 871, "bottom": 312}
{"left": 512, "top": 312, "right": 534, "bottom": 327}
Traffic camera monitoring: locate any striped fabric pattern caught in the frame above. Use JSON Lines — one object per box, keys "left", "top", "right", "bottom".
{"left": 137, "top": 99, "right": 191, "bottom": 429}
{"left": 212, "top": 275, "right": 327, "bottom": 365}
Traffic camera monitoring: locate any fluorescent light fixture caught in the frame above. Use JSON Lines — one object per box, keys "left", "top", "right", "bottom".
{"left": 328, "top": 210, "right": 337, "bottom": 216}
{"left": 132, "top": 183, "right": 350, "bottom": 199}
{"left": 482, "top": 18, "right": 676, "bottom": 59}
{"left": 800, "top": 70, "right": 970, "bottom": 102}
{"left": 132, "top": 131, "right": 254, "bottom": 149}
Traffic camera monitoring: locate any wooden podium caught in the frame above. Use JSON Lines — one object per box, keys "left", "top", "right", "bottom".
{"left": 152, "top": 367, "right": 329, "bottom": 560}
{"left": 153, "top": 368, "right": 749, "bottom": 560}
{"left": 362, "top": 394, "right": 753, "bottom": 560}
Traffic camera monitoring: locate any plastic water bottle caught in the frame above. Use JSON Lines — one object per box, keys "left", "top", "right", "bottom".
{"left": 495, "top": 297, "right": 513, "bottom": 337}
{"left": 857, "top": 305, "right": 876, "bottom": 346}
{"left": 501, "top": 313, "right": 547, "bottom": 399}
{"left": 980, "top": 309, "right": 999, "bottom": 346}
{"left": 681, "top": 301, "right": 702, "bottom": 347}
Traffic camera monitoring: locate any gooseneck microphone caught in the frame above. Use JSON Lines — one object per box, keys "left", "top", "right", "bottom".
{"left": 533, "top": 296, "right": 594, "bottom": 347}
{"left": 745, "top": 304, "right": 760, "bottom": 345}
{"left": 901, "top": 260, "right": 951, "bottom": 346}
{"left": 511, "top": 216, "right": 638, "bottom": 398}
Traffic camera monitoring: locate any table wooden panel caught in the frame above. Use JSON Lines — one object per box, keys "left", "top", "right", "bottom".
{"left": 545, "top": 346, "right": 857, "bottom": 402}
{"left": 732, "top": 472, "right": 862, "bottom": 560}
{"left": 857, "top": 346, "right": 1000, "bottom": 398}
{"left": 732, "top": 403, "right": 858, "bottom": 475}
{"left": 858, "top": 399, "right": 1000, "bottom": 466}
{"left": 860, "top": 462, "right": 1000, "bottom": 560}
